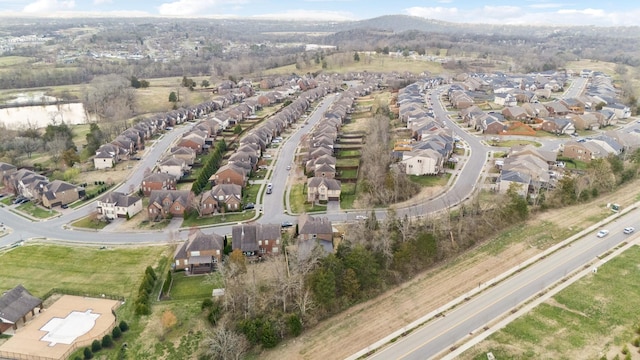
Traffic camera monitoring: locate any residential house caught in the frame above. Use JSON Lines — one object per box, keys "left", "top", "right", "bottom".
{"left": 141, "top": 173, "right": 177, "bottom": 196}
{"left": 498, "top": 170, "right": 531, "bottom": 196}
{"left": 494, "top": 93, "right": 517, "bottom": 107}
{"left": 174, "top": 230, "right": 225, "bottom": 273}
{"left": 200, "top": 184, "right": 242, "bottom": 215}
{"left": 297, "top": 214, "right": 334, "bottom": 256}
{"left": 158, "top": 157, "right": 189, "bottom": 179}
{"left": 314, "top": 163, "right": 337, "bottom": 178}
{"left": 96, "top": 191, "right": 143, "bottom": 220}
{"left": 541, "top": 117, "right": 576, "bottom": 135}
{"left": 307, "top": 177, "right": 341, "bottom": 202}
{"left": 94, "top": 143, "right": 127, "bottom": 170}
{"left": 210, "top": 163, "right": 249, "bottom": 187}
{"left": 41, "top": 180, "right": 83, "bottom": 208}
{"left": 232, "top": 223, "right": 282, "bottom": 256}
{"left": 603, "top": 103, "right": 631, "bottom": 119}
{"left": 401, "top": 148, "right": 443, "bottom": 175}
{"left": 177, "top": 133, "right": 206, "bottom": 154}
{"left": 170, "top": 147, "right": 196, "bottom": 166}
{"left": 0, "top": 162, "right": 16, "bottom": 187}
{"left": 570, "top": 113, "right": 600, "bottom": 130}
{"left": 147, "top": 190, "right": 193, "bottom": 220}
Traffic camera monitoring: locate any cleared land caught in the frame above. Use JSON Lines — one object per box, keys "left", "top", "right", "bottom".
{"left": 0, "top": 244, "right": 170, "bottom": 298}
{"left": 460, "top": 244, "right": 640, "bottom": 360}
{"left": 261, "top": 177, "right": 640, "bottom": 360}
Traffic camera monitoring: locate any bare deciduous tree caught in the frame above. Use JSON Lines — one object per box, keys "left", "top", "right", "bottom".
{"left": 204, "top": 325, "right": 248, "bottom": 360}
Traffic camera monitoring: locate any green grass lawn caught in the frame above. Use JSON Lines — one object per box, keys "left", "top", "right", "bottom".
{"left": 1, "top": 196, "right": 13, "bottom": 206}
{"left": 408, "top": 173, "right": 451, "bottom": 187}
{"left": 340, "top": 183, "right": 357, "bottom": 210}
{"left": 336, "top": 158, "right": 360, "bottom": 167}
{"left": 0, "top": 244, "right": 170, "bottom": 298}
{"left": 337, "top": 149, "right": 361, "bottom": 157}
{"left": 168, "top": 272, "right": 222, "bottom": 300}
{"left": 244, "top": 183, "right": 261, "bottom": 204}
{"left": 71, "top": 215, "right": 109, "bottom": 230}
{"left": 339, "top": 169, "right": 358, "bottom": 179}
{"left": 16, "top": 202, "right": 58, "bottom": 219}
{"left": 488, "top": 139, "right": 541, "bottom": 148}
{"left": 462, "top": 245, "right": 640, "bottom": 360}
{"left": 557, "top": 156, "right": 588, "bottom": 170}
{"left": 181, "top": 210, "right": 255, "bottom": 227}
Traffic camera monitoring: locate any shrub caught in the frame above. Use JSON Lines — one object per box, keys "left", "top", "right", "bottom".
{"left": 102, "top": 334, "right": 113, "bottom": 348}
{"left": 145, "top": 266, "right": 157, "bottom": 280}
{"left": 287, "top": 314, "right": 302, "bottom": 337}
{"left": 162, "top": 270, "right": 172, "bottom": 297}
{"left": 201, "top": 298, "right": 213, "bottom": 311}
{"left": 119, "top": 320, "right": 129, "bottom": 332}
{"left": 83, "top": 347, "right": 93, "bottom": 359}
{"left": 91, "top": 339, "right": 102, "bottom": 352}
{"left": 623, "top": 344, "right": 630, "bottom": 354}
{"left": 112, "top": 325, "right": 122, "bottom": 339}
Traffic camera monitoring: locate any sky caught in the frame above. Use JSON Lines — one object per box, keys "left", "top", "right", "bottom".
{"left": 0, "top": 0, "right": 638, "bottom": 27}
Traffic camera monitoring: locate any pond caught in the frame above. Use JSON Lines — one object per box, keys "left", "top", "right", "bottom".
{"left": 0, "top": 102, "right": 88, "bottom": 129}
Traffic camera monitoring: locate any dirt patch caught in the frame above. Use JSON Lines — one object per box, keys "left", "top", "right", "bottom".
{"left": 262, "top": 177, "right": 640, "bottom": 360}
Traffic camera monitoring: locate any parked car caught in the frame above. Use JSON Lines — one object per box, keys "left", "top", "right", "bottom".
{"left": 624, "top": 227, "right": 635, "bottom": 234}
{"left": 267, "top": 183, "right": 273, "bottom": 189}
{"left": 243, "top": 202, "right": 255, "bottom": 210}
{"left": 355, "top": 215, "right": 368, "bottom": 221}
{"left": 12, "top": 196, "right": 25, "bottom": 204}
{"left": 286, "top": 165, "right": 291, "bottom": 170}
{"left": 61, "top": 203, "right": 69, "bottom": 209}
{"left": 281, "top": 221, "right": 293, "bottom": 228}
{"left": 596, "top": 229, "right": 610, "bottom": 238}
{"left": 266, "top": 187, "right": 272, "bottom": 195}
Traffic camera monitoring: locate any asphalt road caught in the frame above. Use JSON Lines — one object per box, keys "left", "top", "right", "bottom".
{"left": 369, "top": 207, "right": 638, "bottom": 360}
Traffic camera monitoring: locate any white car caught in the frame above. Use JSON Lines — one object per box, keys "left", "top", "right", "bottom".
{"left": 624, "top": 227, "right": 635, "bottom": 234}
{"left": 596, "top": 230, "right": 610, "bottom": 238}
{"left": 355, "top": 215, "right": 368, "bottom": 221}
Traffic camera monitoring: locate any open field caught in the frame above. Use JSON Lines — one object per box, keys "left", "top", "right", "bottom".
{"left": 0, "top": 55, "right": 34, "bottom": 67}
{"left": 461, "top": 245, "right": 640, "bottom": 360}
{"left": 261, "top": 54, "right": 445, "bottom": 76}
{"left": 0, "top": 244, "right": 170, "bottom": 298}
{"left": 261, "top": 177, "right": 640, "bottom": 360}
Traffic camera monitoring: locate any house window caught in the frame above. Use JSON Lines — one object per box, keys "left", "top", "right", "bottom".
{"left": 216, "top": 250, "right": 220, "bottom": 255}
{"left": 417, "top": 159, "right": 422, "bottom": 163}
{"left": 265, "top": 240, "right": 269, "bottom": 246}
{"left": 276, "top": 239, "right": 280, "bottom": 245}
{"left": 273, "top": 247, "right": 279, "bottom": 253}
{"left": 175, "top": 206, "right": 180, "bottom": 211}
{"left": 259, "top": 240, "right": 263, "bottom": 245}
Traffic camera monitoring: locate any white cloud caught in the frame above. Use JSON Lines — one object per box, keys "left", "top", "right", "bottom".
{"left": 23, "top": 0, "right": 75, "bottom": 13}
{"left": 251, "top": 9, "right": 354, "bottom": 21}
{"left": 405, "top": 5, "right": 640, "bottom": 26}
{"left": 157, "top": 0, "right": 249, "bottom": 16}
{"left": 528, "top": 3, "right": 564, "bottom": 9}
{"left": 93, "top": 0, "right": 112, "bottom": 5}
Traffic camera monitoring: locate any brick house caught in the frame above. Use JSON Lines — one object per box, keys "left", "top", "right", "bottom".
{"left": 96, "top": 191, "right": 143, "bottom": 220}
{"left": 210, "top": 163, "right": 248, "bottom": 187}
{"left": 147, "top": 190, "right": 193, "bottom": 220}
{"left": 141, "top": 173, "right": 177, "bottom": 196}
{"left": 232, "top": 223, "right": 281, "bottom": 256}
{"left": 200, "top": 184, "right": 242, "bottom": 215}
{"left": 174, "top": 229, "right": 225, "bottom": 273}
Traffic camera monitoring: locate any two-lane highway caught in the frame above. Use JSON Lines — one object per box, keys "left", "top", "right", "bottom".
{"left": 369, "top": 206, "right": 638, "bottom": 359}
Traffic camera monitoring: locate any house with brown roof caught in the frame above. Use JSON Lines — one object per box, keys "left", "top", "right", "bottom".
{"left": 307, "top": 177, "right": 341, "bottom": 202}
{"left": 0, "top": 162, "right": 16, "bottom": 188}
{"left": 174, "top": 230, "right": 225, "bottom": 273}
{"left": 0, "top": 285, "right": 42, "bottom": 334}
{"left": 41, "top": 180, "right": 83, "bottom": 208}
{"left": 296, "top": 214, "right": 335, "bottom": 257}
{"left": 200, "top": 184, "right": 242, "bottom": 215}
{"left": 177, "top": 133, "right": 206, "bottom": 154}
{"left": 232, "top": 223, "right": 282, "bottom": 256}
{"left": 96, "top": 191, "right": 143, "bottom": 220}
{"left": 141, "top": 173, "right": 176, "bottom": 196}
{"left": 148, "top": 190, "right": 193, "bottom": 220}
{"left": 210, "top": 163, "right": 248, "bottom": 187}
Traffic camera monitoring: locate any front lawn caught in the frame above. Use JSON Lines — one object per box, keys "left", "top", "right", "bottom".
{"left": 340, "top": 183, "right": 357, "bottom": 210}
{"left": 181, "top": 210, "right": 255, "bottom": 227}
{"left": 71, "top": 215, "right": 110, "bottom": 230}
{"left": 409, "top": 173, "right": 451, "bottom": 187}
{"left": 244, "top": 183, "right": 261, "bottom": 204}
{"left": 17, "top": 202, "right": 58, "bottom": 219}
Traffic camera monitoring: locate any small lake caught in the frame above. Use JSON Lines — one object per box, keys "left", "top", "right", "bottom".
{"left": 0, "top": 102, "right": 88, "bottom": 130}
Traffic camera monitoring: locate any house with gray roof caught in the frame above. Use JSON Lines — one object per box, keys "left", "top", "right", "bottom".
{"left": 97, "top": 191, "right": 143, "bottom": 220}
{"left": 232, "top": 223, "right": 282, "bottom": 256}
{"left": 174, "top": 229, "right": 225, "bottom": 273}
